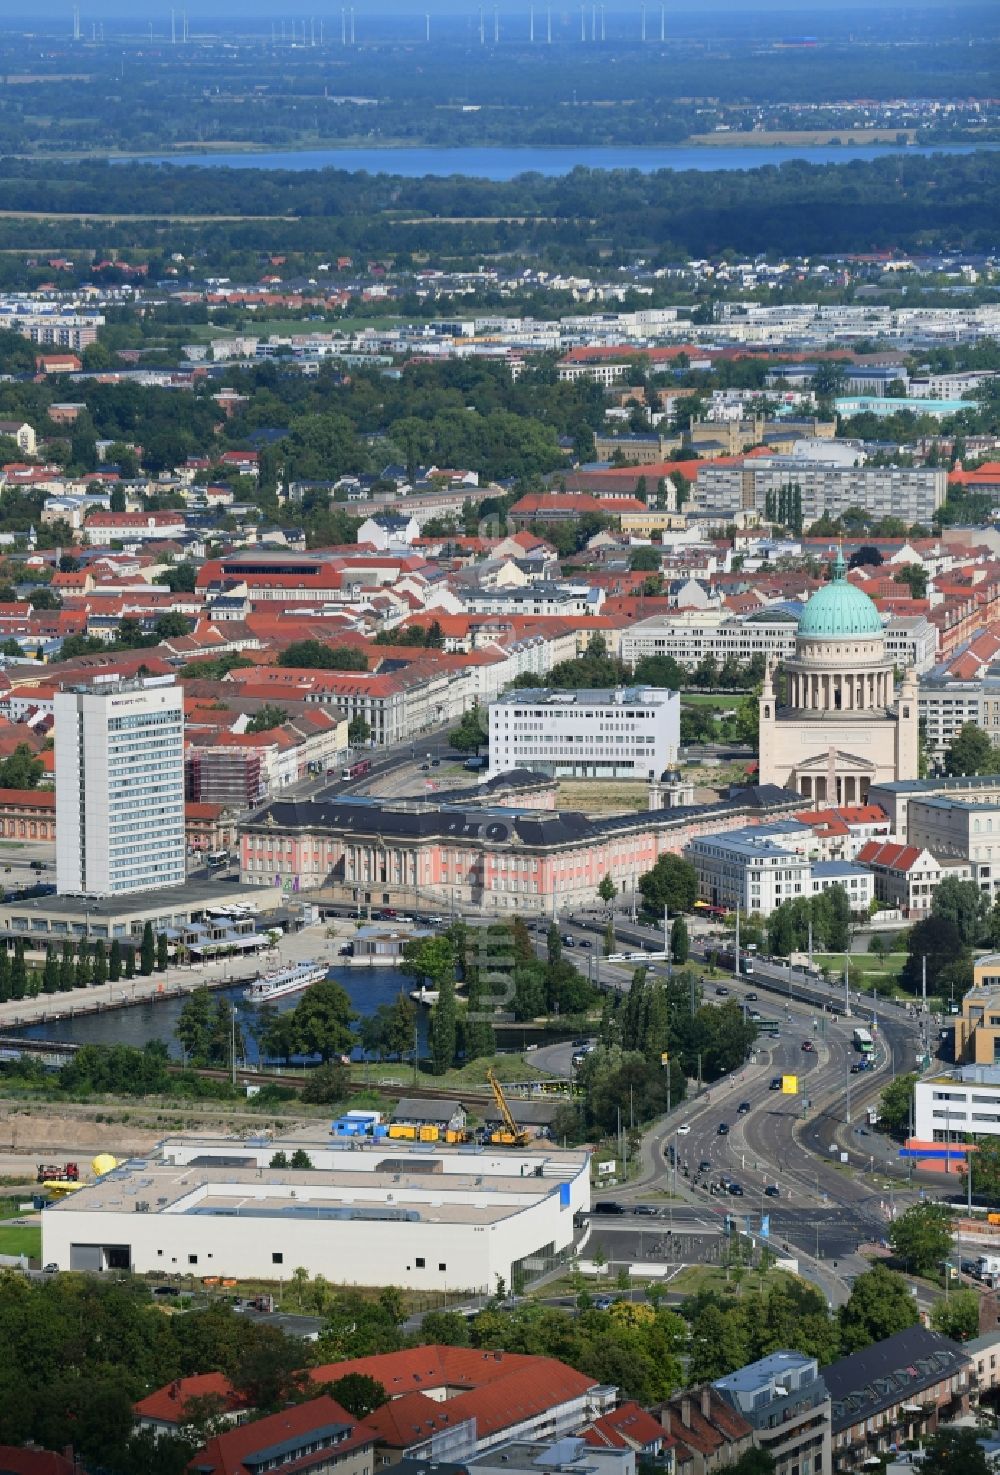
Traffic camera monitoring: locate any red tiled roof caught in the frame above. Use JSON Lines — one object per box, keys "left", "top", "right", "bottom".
{"left": 0, "top": 1449, "right": 76, "bottom": 1475}
{"left": 187, "top": 1396, "right": 372, "bottom": 1475}
{"left": 856, "top": 840, "right": 924, "bottom": 872}
{"left": 0, "top": 788, "right": 55, "bottom": 808}
{"left": 136, "top": 1372, "right": 245, "bottom": 1425}
{"left": 584, "top": 1402, "right": 667, "bottom": 1453}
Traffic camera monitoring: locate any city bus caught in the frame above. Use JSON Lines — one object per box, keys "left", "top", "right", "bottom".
{"left": 853, "top": 1027, "right": 874, "bottom": 1055}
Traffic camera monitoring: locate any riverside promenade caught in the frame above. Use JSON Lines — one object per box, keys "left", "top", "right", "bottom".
{"left": 0, "top": 922, "right": 339, "bottom": 1035}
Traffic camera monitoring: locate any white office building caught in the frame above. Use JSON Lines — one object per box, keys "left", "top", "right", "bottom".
{"left": 488, "top": 686, "right": 680, "bottom": 780}
{"left": 914, "top": 1066, "right": 1000, "bottom": 1144}
{"left": 41, "top": 1134, "right": 591, "bottom": 1291}
{"left": 55, "top": 677, "right": 186, "bottom": 897}
{"left": 687, "top": 824, "right": 873, "bottom": 916}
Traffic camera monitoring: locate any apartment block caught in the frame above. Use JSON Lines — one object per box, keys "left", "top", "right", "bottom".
{"left": 54, "top": 677, "right": 186, "bottom": 897}
{"left": 696, "top": 457, "right": 946, "bottom": 526}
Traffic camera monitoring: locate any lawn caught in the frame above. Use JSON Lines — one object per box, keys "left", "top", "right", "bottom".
{"left": 681, "top": 693, "right": 745, "bottom": 708}
{"left": 0, "top": 1224, "right": 41, "bottom": 1259}
{"left": 813, "top": 952, "right": 907, "bottom": 988}
{"left": 556, "top": 779, "right": 648, "bottom": 814}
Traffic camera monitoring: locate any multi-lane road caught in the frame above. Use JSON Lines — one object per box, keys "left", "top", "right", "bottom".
{"left": 272, "top": 731, "right": 936, "bottom": 1294}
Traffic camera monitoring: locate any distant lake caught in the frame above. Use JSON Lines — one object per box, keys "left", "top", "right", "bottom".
{"left": 116, "top": 142, "right": 995, "bottom": 179}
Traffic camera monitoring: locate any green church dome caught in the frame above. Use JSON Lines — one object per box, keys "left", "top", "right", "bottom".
{"left": 797, "top": 549, "right": 884, "bottom": 639}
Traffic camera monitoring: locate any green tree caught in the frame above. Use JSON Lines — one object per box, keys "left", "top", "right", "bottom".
{"left": 449, "top": 705, "right": 486, "bottom": 754}
{"left": 347, "top": 715, "right": 371, "bottom": 745}
{"left": 963, "top": 1136, "right": 1000, "bottom": 1203}
{"left": 175, "top": 986, "right": 215, "bottom": 1064}
{"left": 245, "top": 705, "right": 289, "bottom": 734}
{"left": 671, "top": 916, "right": 689, "bottom": 964}
{"left": 429, "top": 976, "right": 458, "bottom": 1074}
{"left": 325, "top": 1372, "right": 389, "bottom": 1418}
{"left": 10, "top": 940, "right": 27, "bottom": 1000}
{"left": 289, "top": 1149, "right": 313, "bottom": 1169}
{"left": 838, "top": 1263, "right": 919, "bottom": 1353}
{"left": 918, "top": 1428, "right": 990, "bottom": 1475}
{"left": 598, "top": 874, "right": 617, "bottom": 909}
{"left": 92, "top": 939, "right": 107, "bottom": 987}
{"left": 628, "top": 545, "right": 661, "bottom": 572}
{"left": 300, "top": 1061, "right": 351, "bottom": 1104}
{"left": 59, "top": 941, "right": 74, "bottom": 993}
{"left": 140, "top": 921, "right": 155, "bottom": 976}
{"left": 945, "top": 722, "right": 999, "bottom": 777}
{"left": 42, "top": 946, "right": 59, "bottom": 995}
{"left": 546, "top": 923, "right": 562, "bottom": 967}
{"left": 156, "top": 933, "right": 169, "bottom": 972}
{"left": 877, "top": 1073, "right": 916, "bottom": 1141}
{"left": 292, "top": 980, "right": 356, "bottom": 1061}
{"left": 603, "top": 920, "right": 615, "bottom": 957}
{"left": 0, "top": 743, "right": 44, "bottom": 789}
{"left": 931, "top": 875, "right": 990, "bottom": 947}
{"left": 895, "top": 563, "right": 929, "bottom": 599}
{"left": 638, "top": 853, "right": 697, "bottom": 917}
{"left": 109, "top": 938, "right": 122, "bottom": 982}
{"left": 269, "top": 1151, "right": 289, "bottom": 1168}
{"left": 278, "top": 640, "right": 367, "bottom": 671}
{"left": 929, "top": 1288, "right": 980, "bottom": 1343}
{"left": 889, "top": 1202, "right": 954, "bottom": 1278}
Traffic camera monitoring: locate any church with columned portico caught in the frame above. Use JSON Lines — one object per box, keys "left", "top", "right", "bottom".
{"left": 757, "top": 549, "right": 919, "bottom": 805}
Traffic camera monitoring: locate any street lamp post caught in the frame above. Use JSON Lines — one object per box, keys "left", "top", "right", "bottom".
{"left": 231, "top": 1004, "right": 238, "bottom": 1088}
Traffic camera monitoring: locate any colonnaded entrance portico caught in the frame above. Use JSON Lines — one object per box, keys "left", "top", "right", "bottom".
{"left": 758, "top": 549, "right": 919, "bottom": 803}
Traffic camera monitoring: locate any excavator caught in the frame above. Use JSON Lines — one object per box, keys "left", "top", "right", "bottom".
{"left": 485, "top": 1067, "right": 531, "bottom": 1147}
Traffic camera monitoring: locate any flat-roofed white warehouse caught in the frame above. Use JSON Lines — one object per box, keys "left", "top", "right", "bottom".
{"left": 41, "top": 1136, "right": 591, "bottom": 1292}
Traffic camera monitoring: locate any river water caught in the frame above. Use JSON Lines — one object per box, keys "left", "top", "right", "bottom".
{"left": 14, "top": 966, "right": 426, "bottom": 1066}
{"left": 117, "top": 141, "right": 994, "bottom": 179}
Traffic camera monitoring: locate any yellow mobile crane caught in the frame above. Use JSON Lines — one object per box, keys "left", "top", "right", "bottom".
{"left": 485, "top": 1067, "right": 531, "bottom": 1147}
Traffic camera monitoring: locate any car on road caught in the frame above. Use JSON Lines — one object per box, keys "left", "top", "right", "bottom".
{"left": 717, "top": 1122, "right": 730, "bottom": 1136}
{"left": 593, "top": 1296, "right": 615, "bottom": 1310}
{"left": 633, "top": 1204, "right": 658, "bottom": 1216}
{"left": 850, "top": 1062, "right": 865, "bottom": 1074}
{"left": 572, "top": 1038, "right": 590, "bottom": 1048}
{"left": 29, "top": 860, "right": 48, "bottom": 871}
{"left": 561, "top": 934, "right": 576, "bottom": 947}
{"left": 152, "top": 1286, "right": 180, "bottom": 1298}
{"left": 594, "top": 1201, "right": 626, "bottom": 1215}
{"left": 579, "top": 939, "right": 594, "bottom": 948}
{"left": 431, "top": 759, "right": 440, "bottom": 766}
{"left": 737, "top": 1101, "right": 751, "bottom": 1114}
{"left": 801, "top": 1040, "right": 816, "bottom": 1052}
{"left": 715, "top": 985, "right": 730, "bottom": 996}
{"left": 764, "top": 1185, "right": 780, "bottom": 1198}
{"left": 745, "top": 992, "right": 758, "bottom": 1001}
{"left": 420, "top": 763, "right": 430, "bottom": 770}
{"left": 728, "top": 1182, "right": 744, "bottom": 1196}
{"left": 698, "top": 1160, "right": 713, "bottom": 1173}
{"left": 770, "top": 1077, "right": 783, "bottom": 1090}
{"left": 676, "top": 1123, "right": 691, "bottom": 1135}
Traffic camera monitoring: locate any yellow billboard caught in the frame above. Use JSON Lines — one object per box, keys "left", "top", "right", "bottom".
{"left": 782, "top": 1075, "right": 799, "bottom": 1094}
